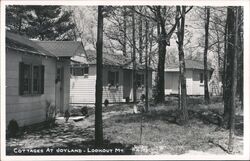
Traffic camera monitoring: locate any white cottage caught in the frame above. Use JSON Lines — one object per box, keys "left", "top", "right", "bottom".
{"left": 70, "top": 50, "right": 153, "bottom": 104}
{"left": 164, "top": 59, "right": 213, "bottom": 95}
{"left": 5, "top": 31, "right": 80, "bottom": 127}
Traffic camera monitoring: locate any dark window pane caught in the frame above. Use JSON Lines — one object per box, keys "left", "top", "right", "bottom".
{"left": 136, "top": 74, "right": 144, "bottom": 87}
{"left": 200, "top": 73, "right": 204, "bottom": 83}
{"left": 33, "top": 66, "right": 40, "bottom": 93}
{"left": 72, "top": 68, "right": 84, "bottom": 76}
{"left": 108, "top": 71, "right": 115, "bottom": 86}
{"left": 40, "top": 65, "right": 44, "bottom": 94}
{"left": 57, "top": 68, "right": 61, "bottom": 80}
{"left": 115, "top": 71, "right": 119, "bottom": 84}
{"left": 23, "top": 64, "right": 31, "bottom": 94}
{"left": 84, "top": 67, "right": 89, "bottom": 75}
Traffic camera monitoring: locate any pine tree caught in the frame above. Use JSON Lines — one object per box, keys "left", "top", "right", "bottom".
{"left": 6, "top": 5, "right": 76, "bottom": 40}
{"left": 6, "top": 5, "right": 31, "bottom": 34}
{"left": 26, "top": 6, "right": 75, "bottom": 40}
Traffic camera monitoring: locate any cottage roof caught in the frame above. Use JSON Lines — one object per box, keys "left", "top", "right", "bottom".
{"left": 71, "top": 50, "right": 153, "bottom": 70}
{"left": 71, "top": 50, "right": 130, "bottom": 66}
{"left": 35, "top": 41, "right": 84, "bottom": 57}
{"left": 6, "top": 31, "right": 55, "bottom": 57}
{"left": 165, "top": 59, "right": 213, "bottom": 72}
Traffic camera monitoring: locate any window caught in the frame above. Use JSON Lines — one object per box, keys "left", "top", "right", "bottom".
{"left": 200, "top": 73, "right": 204, "bottom": 83}
{"left": 137, "top": 74, "right": 144, "bottom": 88}
{"left": 108, "top": 71, "right": 119, "bottom": 87}
{"left": 71, "top": 67, "right": 89, "bottom": 76}
{"left": 84, "top": 67, "right": 89, "bottom": 75}
{"left": 33, "top": 66, "right": 40, "bottom": 93}
{"left": 19, "top": 62, "right": 44, "bottom": 95}
{"left": 56, "top": 68, "right": 62, "bottom": 82}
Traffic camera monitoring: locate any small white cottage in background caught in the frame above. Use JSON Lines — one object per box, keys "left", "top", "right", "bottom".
{"left": 70, "top": 50, "right": 153, "bottom": 104}
{"left": 164, "top": 59, "right": 214, "bottom": 96}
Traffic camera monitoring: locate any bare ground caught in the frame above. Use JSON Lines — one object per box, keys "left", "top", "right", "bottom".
{"left": 6, "top": 99, "right": 243, "bottom": 155}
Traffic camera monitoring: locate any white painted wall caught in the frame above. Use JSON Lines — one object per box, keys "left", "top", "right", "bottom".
{"left": 165, "top": 69, "right": 212, "bottom": 95}
{"left": 70, "top": 65, "right": 96, "bottom": 103}
{"left": 70, "top": 66, "right": 153, "bottom": 104}
{"left": 6, "top": 49, "right": 56, "bottom": 127}
{"left": 165, "top": 70, "right": 192, "bottom": 95}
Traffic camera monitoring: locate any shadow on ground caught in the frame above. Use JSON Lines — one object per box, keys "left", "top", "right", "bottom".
{"left": 6, "top": 120, "right": 133, "bottom": 155}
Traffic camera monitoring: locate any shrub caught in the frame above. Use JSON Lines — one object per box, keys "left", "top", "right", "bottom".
{"left": 71, "top": 106, "right": 83, "bottom": 116}
{"left": 81, "top": 106, "right": 88, "bottom": 116}
{"left": 8, "top": 119, "right": 19, "bottom": 137}
{"left": 125, "top": 97, "right": 130, "bottom": 103}
{"left": 45, "top": 100, "right": 57, "bottom": 127}
{"left": 104, "top": 99, "right": 109, "bottom": 107}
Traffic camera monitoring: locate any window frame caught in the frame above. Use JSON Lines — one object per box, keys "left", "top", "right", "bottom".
{"left": 19, "top": 62, "right": 44, "bottom": 96}
{"left": 70, "top": 67, "right": 89, "bottom": 77}
{"left": 108, "top": 70, "right": 119, "bottom": 88}
{"left": 200, "top": 73, "right": 204, "bottom": 83}
{"left": 136, "top": 73, "right": 145, "bottom": 89}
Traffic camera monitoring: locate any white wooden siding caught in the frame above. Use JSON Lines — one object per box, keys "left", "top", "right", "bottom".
{"left": 165, "top": 72, "right": 179, "bottom": 95}
{"left": 186, "top": 70, "right": 193, "bottom": 95}
{"left": 6, "top": 49, "right": 56, "bottom": 127}
{"left": 165, "top": 69, "right": 212, "bottom": 95}
{"left": 102, "top": 68, "right": 124, "bottom": 102}
{"left": 192, "top": 69, "right": 208, "bottom": 95}
{"left": 70, "top": 65, "right": 96, "bottom": 103}
{"left": 70, "top": 66, "right": 153, "bottom": 104}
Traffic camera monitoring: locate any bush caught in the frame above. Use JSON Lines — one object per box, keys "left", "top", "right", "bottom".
{"left": 8, "top": 119, "right": 19, "bottom": 137}
{"left": 81, "top": 106, "right": 88, "bottom": 116}
{"left": 104, "top": 99, "right": 109, "bottom": 107}
{"left": 70, "top": 107, "right": 83, "bottom": 116}
{"left": 45, "top": 100, "right": 57, "bottom": 127}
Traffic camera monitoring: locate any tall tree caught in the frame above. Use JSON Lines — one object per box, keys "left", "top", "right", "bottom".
{"left": 138, "top": 7, "right": 143, "bottom": 64}
{"left": 95, "top": 6, "right": 104, "bottom": 146}
{"left": 6, "top": 6, "right": 31, "bottom": 34}
{"left": 228, "top": 6, "right": 240, "bottom": 152}
{"left": 132, "top": 7, "right": 137, "bottom": 108}
{"left": 123, "top": 7, "right": 127, "bottom": 56}
{"left": 145, "top": 19, "right": 149, "bottom": 112}
{"left": 223, "top": 10, "right": 228, "bottom": 101}
{"left": 204, "top": 7, "right": 210, "bottom": 104}
{"left": 223, "top": 7, "right": 236, "bottom": 128}
{"left": 148, "top": 6, "right": 192, "bottom": 104}
{"left": 176, "top": 6, "right": 189, "bottom": 123}
{"left": 25, "top": 6, "right": 75, "bottom": 40}
{"left": 237, "top": 8, "right": 243, "bottom": 109}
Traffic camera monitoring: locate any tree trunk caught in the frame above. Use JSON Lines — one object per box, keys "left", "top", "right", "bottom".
{"left": 228, "top": 6, "right": 239, "bottom": 153}
{"left": 237, "top": 7, "right": 243, "bottom": 109}
{"left": 139, "top": 12, "right": 143, "bottom": 64}
{"left": 123, "top": 7, "right": 127, "bottom": 57}
{"left": 204, "top": 7, "right": 210, "bottom": 104}
{"left": 95, "top": 6, "right": 104, "bottom": 146}
{"left": 223, "top": 7, "right": 235, "bottom": 128}
{"left": 177, "top": 6, "right": 188, "bottom": 123}
{"left": 222, "top": 11, "right": 228, "bottom": 101}
{"left": 132, "top": 7, "right": 137, "bottom": 105}
{"left": 148, "top": 26, "right": 153, "bottom": 66}
{"left": 145, "top": 20, "right": 149, "bottom": 112}
{"left": 155, "top": 7, "right": 167, "bottom": 104}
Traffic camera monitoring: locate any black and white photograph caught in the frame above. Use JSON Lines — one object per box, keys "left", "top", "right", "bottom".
{"left": 1, "top": 0, "right": 249, "bottom": 160}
